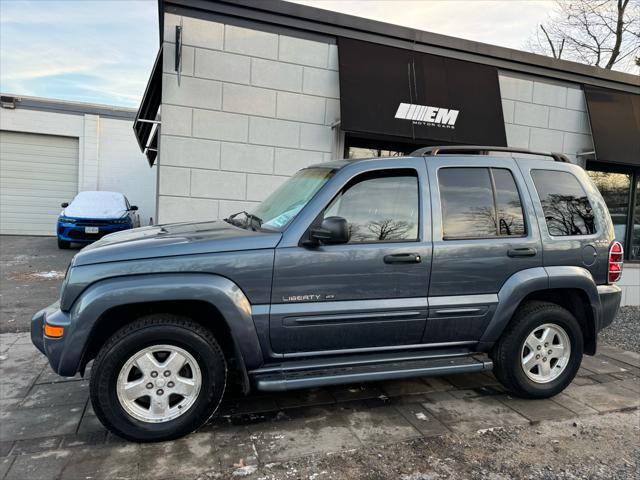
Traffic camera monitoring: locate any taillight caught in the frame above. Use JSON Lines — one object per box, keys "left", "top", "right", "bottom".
{"left": 608, "top": 241, "right": 624, "bottom": 283}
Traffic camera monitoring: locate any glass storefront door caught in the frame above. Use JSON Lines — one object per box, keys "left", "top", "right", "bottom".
{"left": 632, "top": 176, "right": 640, "bottom": 260}
{"left": 587, "top": 162, "right": 640, "bottom": 262}
{"left": 587, "top": 171, "right": 631, "bottom": 247}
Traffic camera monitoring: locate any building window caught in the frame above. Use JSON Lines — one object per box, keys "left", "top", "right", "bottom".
{"left": 587, "top": 162, "right": 640, "bottom": 262}
{"left": 587, "top": 171, "right": 631, "bottom": 247}
{"left": 631, "top": 176, "right": 640, "bottom": 260}
{"left": 347, "top": 147, "right": 405, "bottom": 159}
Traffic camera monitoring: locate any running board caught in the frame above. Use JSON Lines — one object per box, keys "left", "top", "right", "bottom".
{"left": 252, "top": 355, "right": 493, "bottom": 392}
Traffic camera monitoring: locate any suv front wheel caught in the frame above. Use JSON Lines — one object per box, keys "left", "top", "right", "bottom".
{"left": 491, "top": 301, "right": 583, "bottom": 398}
{"left": 89, "top": 314, "right": 226, "bottom": 442}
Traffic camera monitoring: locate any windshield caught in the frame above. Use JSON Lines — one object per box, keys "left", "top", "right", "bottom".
{"left": 251, "top": 168, "right": 334, "bottom": 230}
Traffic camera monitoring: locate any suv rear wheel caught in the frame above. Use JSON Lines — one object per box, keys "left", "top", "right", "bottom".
{"left": 491, "top": 301, "right": 583, "bottom": 398}
{"left": 90, "top": 314, "right": 226, "bottom": 442}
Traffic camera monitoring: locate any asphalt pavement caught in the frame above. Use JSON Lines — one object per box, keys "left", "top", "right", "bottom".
{"left": 1, "top": 235, "right": 76, "bottom": 333}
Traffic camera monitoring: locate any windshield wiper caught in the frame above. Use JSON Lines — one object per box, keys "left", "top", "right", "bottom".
{"left": 224, "top": 211, "right": 263, "bottom": 231}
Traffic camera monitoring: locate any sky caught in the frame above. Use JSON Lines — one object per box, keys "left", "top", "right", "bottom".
{"left": 0, "top": 0, "right": 568, "bottom": 108}
{"left": 0, "top": 0, "right": 159, "bottom": 106}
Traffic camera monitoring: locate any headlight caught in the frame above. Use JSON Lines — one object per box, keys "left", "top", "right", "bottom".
{"left": 59, "top": 216, "right": 76, "bottom": 224}
{"left": 113, "top": 218, "right": 132, "bottom": 224}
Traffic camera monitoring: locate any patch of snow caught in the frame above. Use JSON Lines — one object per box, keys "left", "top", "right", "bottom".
{"left": 232, "top": 465, "right": 257, "bottom": 476}
{"left": 477, "top": 426, "right": 504, "bottom": 434}
{"left": 33, "top": 271, "right": 65, "bottom": 280}
{"left": 415, "top": 412, "right": 428, "bottom": 421}
{"left": 63, "top": 191, "right": 128, "bottom": 219}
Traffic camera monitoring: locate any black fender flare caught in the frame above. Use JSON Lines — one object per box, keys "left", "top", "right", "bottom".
{"left": 57, "top": 273, "right": 263, "bottom": 376}
{"left": 478, "top": 266, "right": 600, "bottom": 349}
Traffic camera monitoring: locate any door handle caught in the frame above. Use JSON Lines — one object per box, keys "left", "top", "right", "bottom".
{"left": 384, "top": 253, "right": 422, "bottom": 264}
{"left": 507, "top": 247, "right": 537, "bottom": 257}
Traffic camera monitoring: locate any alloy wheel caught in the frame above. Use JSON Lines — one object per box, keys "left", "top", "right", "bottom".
{"left": 520, "top": 323, "right": 571, "bottom": 384}
{"left": 116, "top": 345, "right": 202, "bottom": 423}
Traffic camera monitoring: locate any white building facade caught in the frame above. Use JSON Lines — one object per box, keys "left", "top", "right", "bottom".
{"left": 0, "top": 96, "right": 157, "bottom": 235}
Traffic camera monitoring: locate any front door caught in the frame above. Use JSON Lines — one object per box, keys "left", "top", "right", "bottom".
{"left": 270, "top": 159, "right": 431, "bottom": 355}
{"left": 424, "top": 156, "right": 543, "bottom": 344}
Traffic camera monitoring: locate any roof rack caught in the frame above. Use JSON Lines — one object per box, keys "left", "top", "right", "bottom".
{"left": 409, "top": 145, "right": 572, "bottom": 163}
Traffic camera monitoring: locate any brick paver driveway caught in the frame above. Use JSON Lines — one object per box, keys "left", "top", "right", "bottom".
{"left": 0, "top": 332, "right": 638, "bottom": 480}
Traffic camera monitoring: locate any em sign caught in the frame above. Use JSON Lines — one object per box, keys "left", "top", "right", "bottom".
{"left": 394, "top": 103, "right": 459, "bottom": 128}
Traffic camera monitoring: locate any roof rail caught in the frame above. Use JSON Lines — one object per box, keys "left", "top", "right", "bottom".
{"left": 409, "top": 145, "right": 572, "bottom": 163}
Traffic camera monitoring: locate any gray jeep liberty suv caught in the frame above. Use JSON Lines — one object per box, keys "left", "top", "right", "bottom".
{"left": 31, "top": 146, "right": 623, "bottom": 442}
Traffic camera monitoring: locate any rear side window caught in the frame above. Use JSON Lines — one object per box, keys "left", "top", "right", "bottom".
{"left": 531, "top": 170, "right": 596, "bottom": 236}
{"left": 438, "top": 167, "right": 525, "bottom": 240}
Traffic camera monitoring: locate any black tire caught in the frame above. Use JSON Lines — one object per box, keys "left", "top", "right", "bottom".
{"left": 491, "top": 301, "right": 583, "bottom": 399}
{"left": 89, "top": 314, "right": 227, "bottom": 442}
{"left": 57, "top": 238, "right": 70, "bottom": 249}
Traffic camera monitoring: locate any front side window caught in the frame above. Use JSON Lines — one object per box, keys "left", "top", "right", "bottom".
{"left": 324, "top": 171, "right": 419, "bottom": 243}
{"left": 532, "top": 170, "right": 596, "bottom": 236}
{"left": 438, "top": 167, "right": 525, "bottom": 240}
{"left": 251, "top": 167, "right": 334, "bottom": 230}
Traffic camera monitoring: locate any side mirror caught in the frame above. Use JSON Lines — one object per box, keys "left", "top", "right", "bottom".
{"left": 129, "top": 205, "right": 139, "bottom": 211}
{"left": 61, "top": 202, "right": 69, "bottom": 208}
{"left": 309, "top": 216, "right": 350, "bottom": 245}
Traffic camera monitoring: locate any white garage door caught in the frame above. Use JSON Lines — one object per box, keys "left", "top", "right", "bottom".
{"left": 0, "top": 131, "right": 79, "bottom": 236}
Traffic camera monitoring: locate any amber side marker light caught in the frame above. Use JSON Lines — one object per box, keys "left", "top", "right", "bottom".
{"left": 44, "top": 324, "right": 64, "bottom": 338}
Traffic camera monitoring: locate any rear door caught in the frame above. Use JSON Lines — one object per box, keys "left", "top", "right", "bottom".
{"left": 424, "top": 156, "right": 542, "bottom": 344}
{"left": 270, "top": 158, "right": 432, "bottom": 356}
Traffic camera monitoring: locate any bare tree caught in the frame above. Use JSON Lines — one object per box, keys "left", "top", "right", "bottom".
{"left": 362, "top": 219, "right": 412, "bottom": 241}
{"left": 528, "top": 0, "right": 640, "bottom": 72}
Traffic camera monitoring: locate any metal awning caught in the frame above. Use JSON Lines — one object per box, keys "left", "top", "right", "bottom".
{"left": 584, "top": 85, "right": 640, "bottom": 167}
{"left": 337, "top": 37, "right": 507, "bottom": 147}
{"left": 134, "top": 46, "right": 162, "bottom": 166}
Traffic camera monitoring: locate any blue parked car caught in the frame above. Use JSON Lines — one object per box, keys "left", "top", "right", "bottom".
{"left": 57, "top": 191, "right": 139, "bottom": 249}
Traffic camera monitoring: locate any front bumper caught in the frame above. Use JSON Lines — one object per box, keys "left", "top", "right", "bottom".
{"left": 597, "top": 284, "right": 622, "bottom": 331}
{"left": 31, "top": 302, "right": 73, "bottom": 375}
{"left": 57, "top": 221, "right": 131, "bottom": 243}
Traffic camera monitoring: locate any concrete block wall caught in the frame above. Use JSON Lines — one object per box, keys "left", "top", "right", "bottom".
{"left": 499, "top": 71, "right": 593, "bottom": 164}
{"left": 80, "top": 115, "right": 99, "bottom": 192}
{"left": 618, "top": 264, "right": 640, "bottom": 306}
{"left": 157, "top": 14, "right": 339, "bottom": 223}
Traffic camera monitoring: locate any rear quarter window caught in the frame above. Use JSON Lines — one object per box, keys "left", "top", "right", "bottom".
{"left": 531, "top": 169, "right": 596, "bottom": 236}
